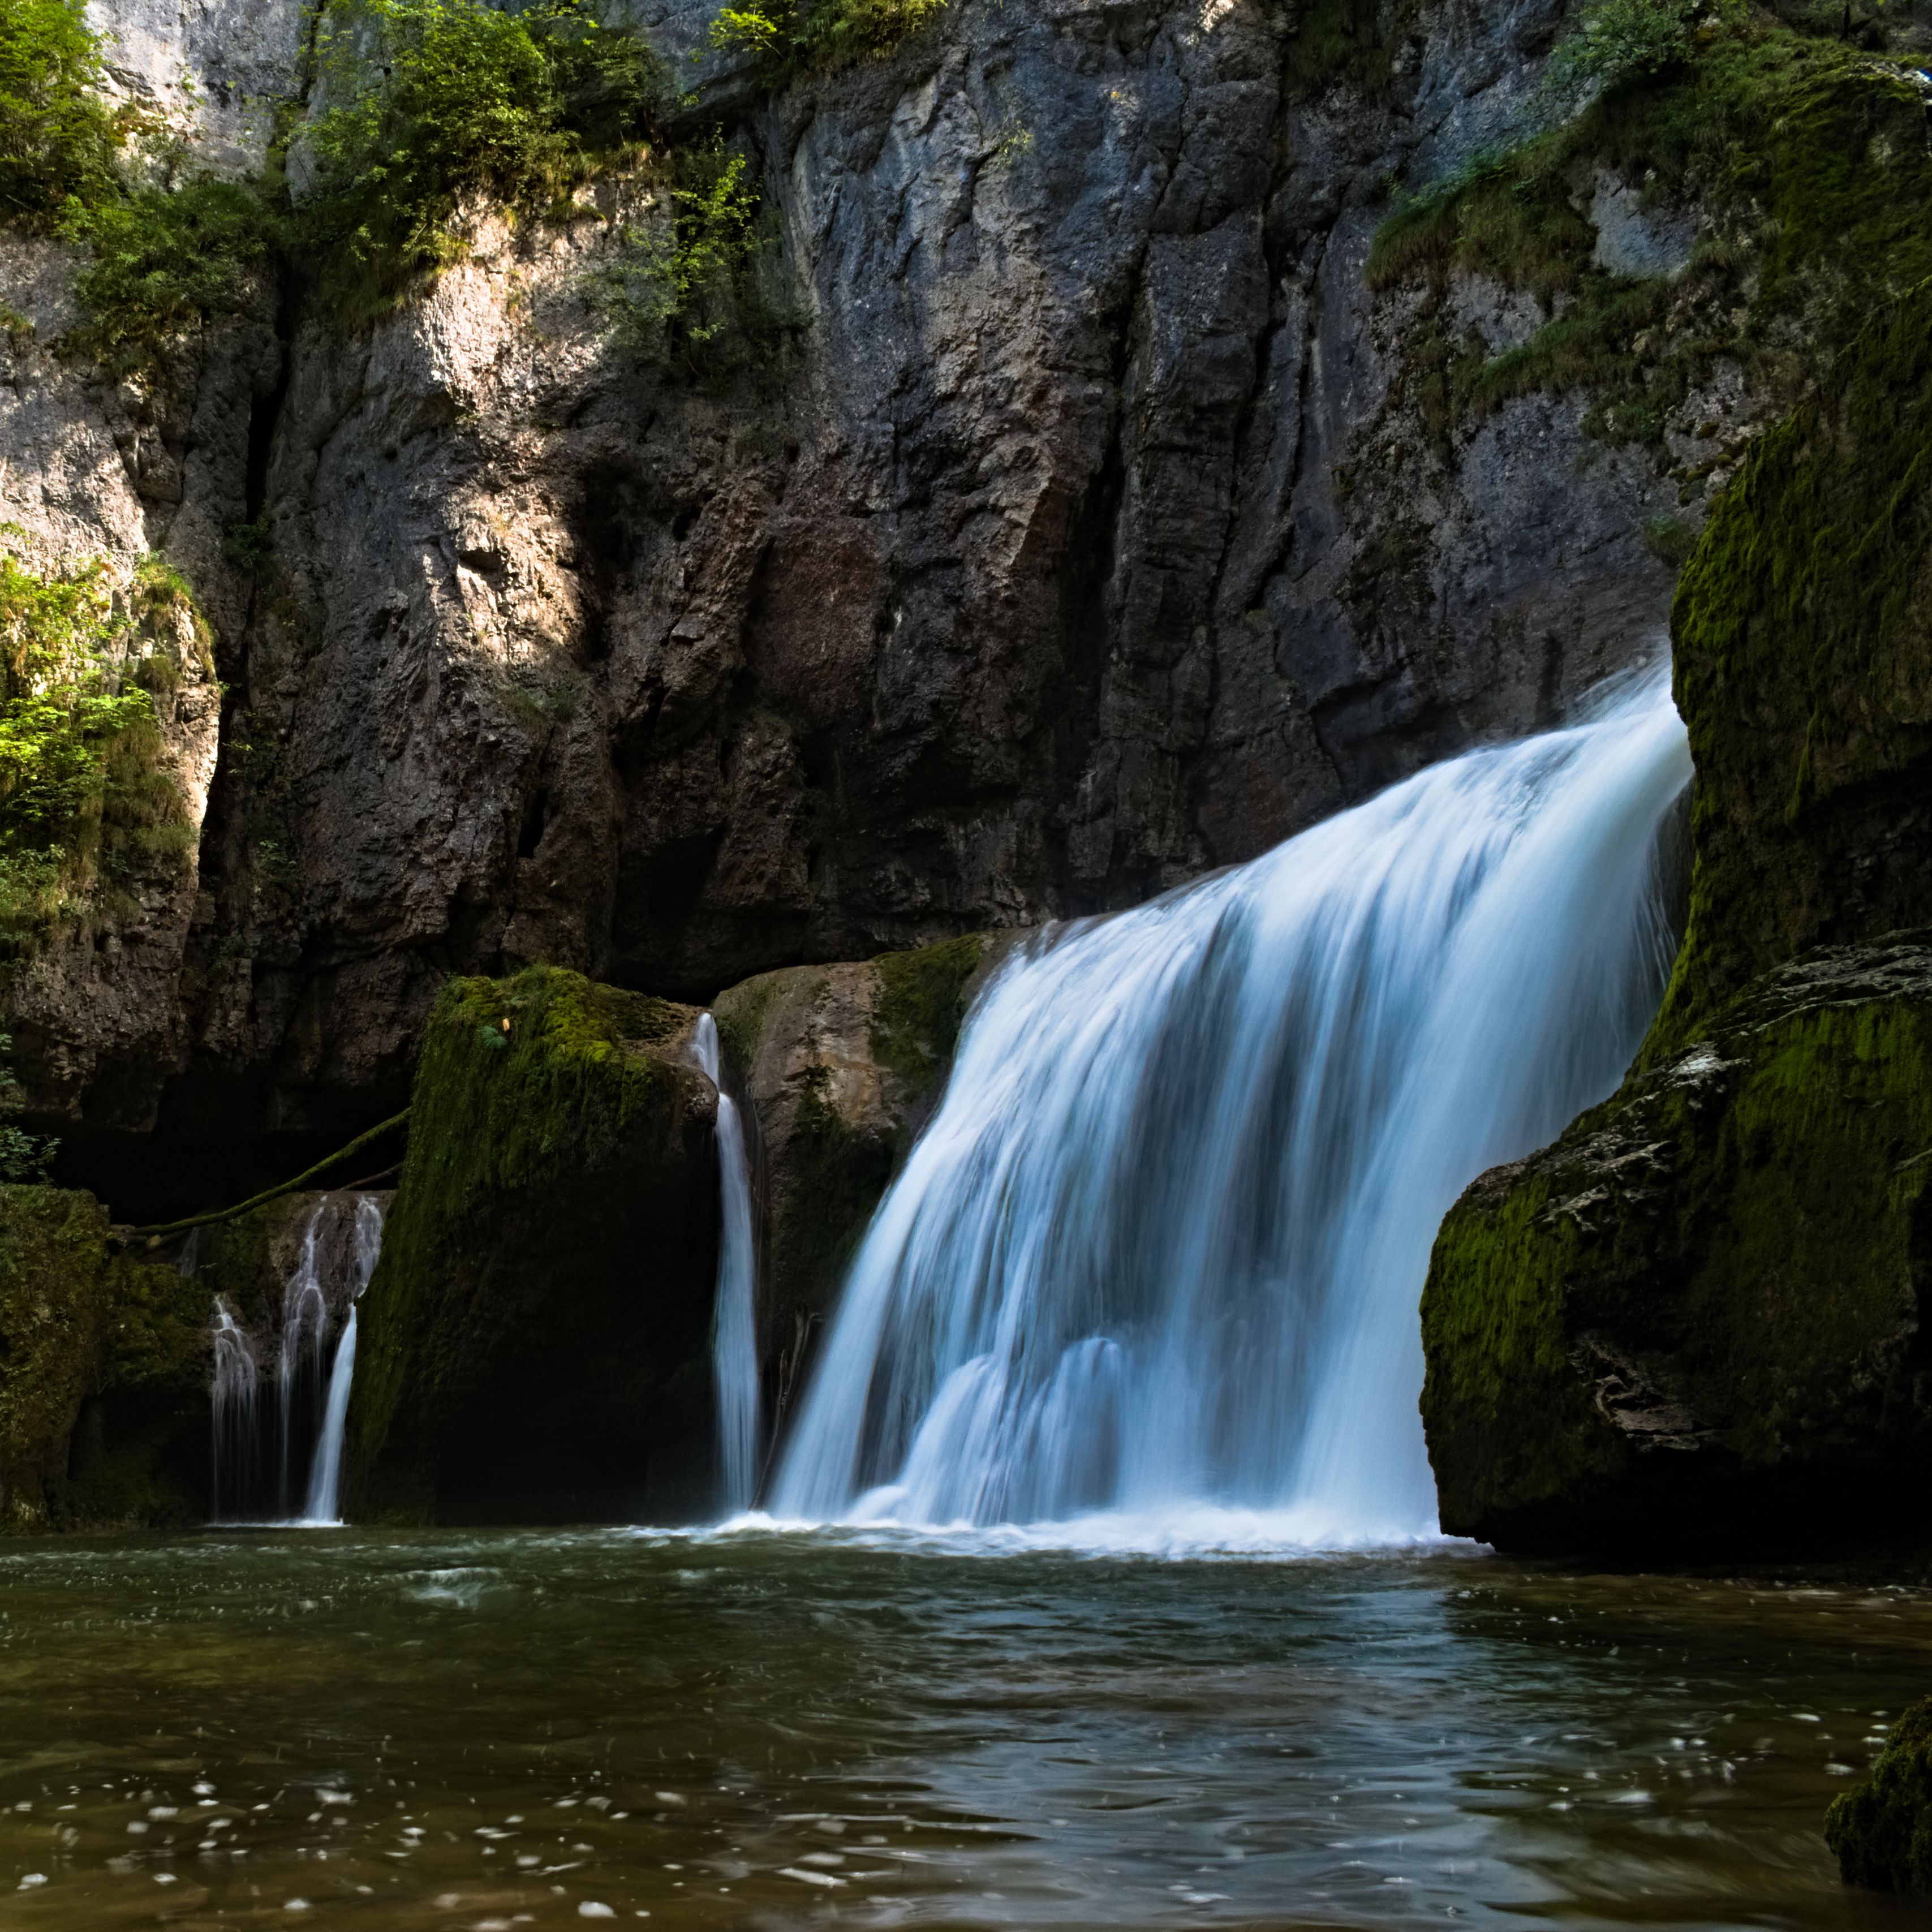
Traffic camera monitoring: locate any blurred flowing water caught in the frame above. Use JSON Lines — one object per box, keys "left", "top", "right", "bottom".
{"left": 0, "top": 1527, "right": 1925, "bottom": 1930}
{"left": 773, "top": 671, "right": 1691, "bottom": 1534}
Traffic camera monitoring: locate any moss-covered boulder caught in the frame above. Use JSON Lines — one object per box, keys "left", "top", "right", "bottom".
{"left": 345, "top": 966, "right": 719, "bottom": 1525}
{"left": 0, "top": 1185, "right": 209, "bottom": 1530}
{"left": 710, "top": 934, "right": 1004, "bottom": 1406}
{"left": 1827, "top": 1696, "right": 1932, "bottom": 1893}
{"left": 1422, "top": 938, "right": 1932, "bottom": 1552}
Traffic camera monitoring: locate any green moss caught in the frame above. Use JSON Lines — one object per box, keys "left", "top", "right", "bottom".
{"left": 711, "top": 965, "right": 782, "bottom": 1078}
{"left": 348, "top": 965, "right": 715, "bottom": 1523}
{"left": 1421, "top": 943, "right": 1932, "bottom": 1547}
{"left": 1647, "top": 279, "right": 1932, "bottom": 1053}
{"left": 1827, "top": 1695, "right": 1932, "bottom": 1892}
{"left": 0, "top": 1184, "right": 201, "bottom": 1531}
{"left": 1366, "top": 27, "right": 1932, "bottom": 445}
{"left": 868, "top": 933, "right": 984, "bottom": 1098}
{"left": 1283, "top": 0, "right": 1408, "bottom": 99}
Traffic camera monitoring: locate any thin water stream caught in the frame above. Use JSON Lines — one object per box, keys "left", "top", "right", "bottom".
{"left": 0, "top": 1526, "right": 1925, "bottom": 1930}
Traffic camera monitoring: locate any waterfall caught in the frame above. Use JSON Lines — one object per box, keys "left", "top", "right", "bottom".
{"left": 300, "top": 1195, "right": 385, "bottom": 1525}
{"left": 695, "top": 1013, "right": 761, "bottom": 1512}
{"left": 276, "top": 1209, "right": 332, "bottom": 1515}
{"left": 209, "top": 1301, "right": 259, "bottom": 1523}
{"left": 769, "top": 669, "right": 1692, "bottom": 1542}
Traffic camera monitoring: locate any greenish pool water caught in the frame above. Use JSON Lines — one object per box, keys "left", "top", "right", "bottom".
{"left": 0, "top": 1526, "right": 1925, "bottom": 1929}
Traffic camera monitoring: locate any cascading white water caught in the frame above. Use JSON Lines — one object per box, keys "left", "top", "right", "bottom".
{"left": 696, "top": 1014, "right": 761, "bottom": 1511}
{"left": 768, "top": 669, "right": 1692, "bottom": 1543}
{"left": 209, "top": 1301, "right": 259, "bottom": 1523}
{"left": 300, "top": 1194, "right": 386, "bottom": 1525}
{"left": 277, "top": 1208, "right": 332, "bottom": 1515}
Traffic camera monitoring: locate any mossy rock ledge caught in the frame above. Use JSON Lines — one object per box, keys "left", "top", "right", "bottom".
{"left": 344, "top": 966, "right": 720, "bottom": 1525}
{"left": 1422, "top": 937, "right": 1932, "bottom": 1555}
{"left": 709, "top": 933, "right": 1007, "bottom": 1393}
{"left": 0, "top": 1185, "right": 209, "bottom": 1531}
{"left": 1827, "top": 1695, "right": 1932, "bottom": 1894}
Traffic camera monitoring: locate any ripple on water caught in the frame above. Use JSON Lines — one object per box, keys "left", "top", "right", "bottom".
{"left": 0, "top": 1528, "right": 1926, "bottom": 1929}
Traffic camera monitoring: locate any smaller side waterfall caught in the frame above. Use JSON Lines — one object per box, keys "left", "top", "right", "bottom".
{"left": 209, "top": 1302, "right": 260, "bottom": 1522}
{"left": 277, "top": 1212, "right": 332, "bottom": 1516}
{"left": 204, "top": 1191, "right": 387, "bottom": 1525}
{"left": 696, "top": 1014, "right": 760, "bottom": 1511}
{"left": 300, "top": 1195, "right": 385, "bottom": 1524}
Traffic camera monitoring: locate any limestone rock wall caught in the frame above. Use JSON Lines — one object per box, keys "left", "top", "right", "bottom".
{"left": 1, "top": 0, "right": 1695, "bottom": 1180}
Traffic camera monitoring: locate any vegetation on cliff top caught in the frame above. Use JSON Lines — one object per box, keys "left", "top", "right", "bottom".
{"left": 297, "top": 0, "right": 669, "bottom": 321}
{"left": 0, "top": 540, "right": 198, "bottom": 955}
{"left": 706, "top": 0, "right": 946, "bottom": 82}
{"left": 1366, "top": 8, "right": 1932, "bottom": 450}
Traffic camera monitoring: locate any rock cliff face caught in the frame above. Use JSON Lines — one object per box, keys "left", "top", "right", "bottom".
{"left": 1, "top": 0, "right": 1697, "bottom": 1197}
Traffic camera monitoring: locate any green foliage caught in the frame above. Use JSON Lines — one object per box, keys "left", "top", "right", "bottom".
{"left": 1284, "top": 0, "right": 1408, "bottom": 100}
{"left": 704, "top": 0, "right": 946, "bottom": 84}
{"left": 1827, "top": 1695, "right": 1932, "bottom": 1892}
{"left": 0, "top": 1031, "right": 54, "bottom": 1181}
{"left": 0, "top": 0, "right": 126, "bottom": 228}
{"left": 296, "top": 0, "right": 666, "bottom": 322}
{"left": 1541, "top": 0, "right": 1698, "bottom": 107}
{"left": 62, "top": 161, "right": 274, "bottom": 382}
{"left": 223, "top": 517, "right": 274, "bottom": 571}
{"left": 0, "top": 538, "right": 196, "bottom": 954}
{"left": 1366, "top": 24, "right": 1932, "bottom": 447}
{"left": 590, "top": 136, "right": 776, "bottom": 376}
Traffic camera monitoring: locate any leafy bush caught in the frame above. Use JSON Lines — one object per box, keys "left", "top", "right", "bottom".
{"left": 589, "top": 136, "right": 775, "bottom": 375}
{"left": 295, "top": 0, "right": 667, "bottom": 321}
{"left": 62, "top": 160, "right": 275, "bottom": 380}
{"left": 1542, "top": 0, "right": 1699, "bottom": 106}
{"left": 0, "top": 0, "right": 126, "bottom": 227}
{"left": 707, "top": 0, "right": 946, "bottom": 81}
{"left": 0, "top": 537, "right": 193, "bottom": 953}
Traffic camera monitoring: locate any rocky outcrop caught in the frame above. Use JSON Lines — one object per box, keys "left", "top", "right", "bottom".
{"left": 1828, "top": 1694, "right": 1932, "bottom": 1894}
{"left": 1423, "top": 939, "right": 1932, "bottom": 1554}
{"left": 711, "top": 931, "right": 1000, "bottom": 1406}
{"left": 3, "top": 0, "right": 1712, "bottom": 1186}
{"left": 345, "top": 964, "right": 719, "bottom": 1522}
{"left": 0, "top": 1184, "right": 209, "bottom": 1529}
{"left": 1420, "top": 282, "right": 1932, "bottom": 1556}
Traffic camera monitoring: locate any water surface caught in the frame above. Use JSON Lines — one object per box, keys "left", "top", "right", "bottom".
{"left": 0, "top": 1526, "right": 1924, "bottom": 1929}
